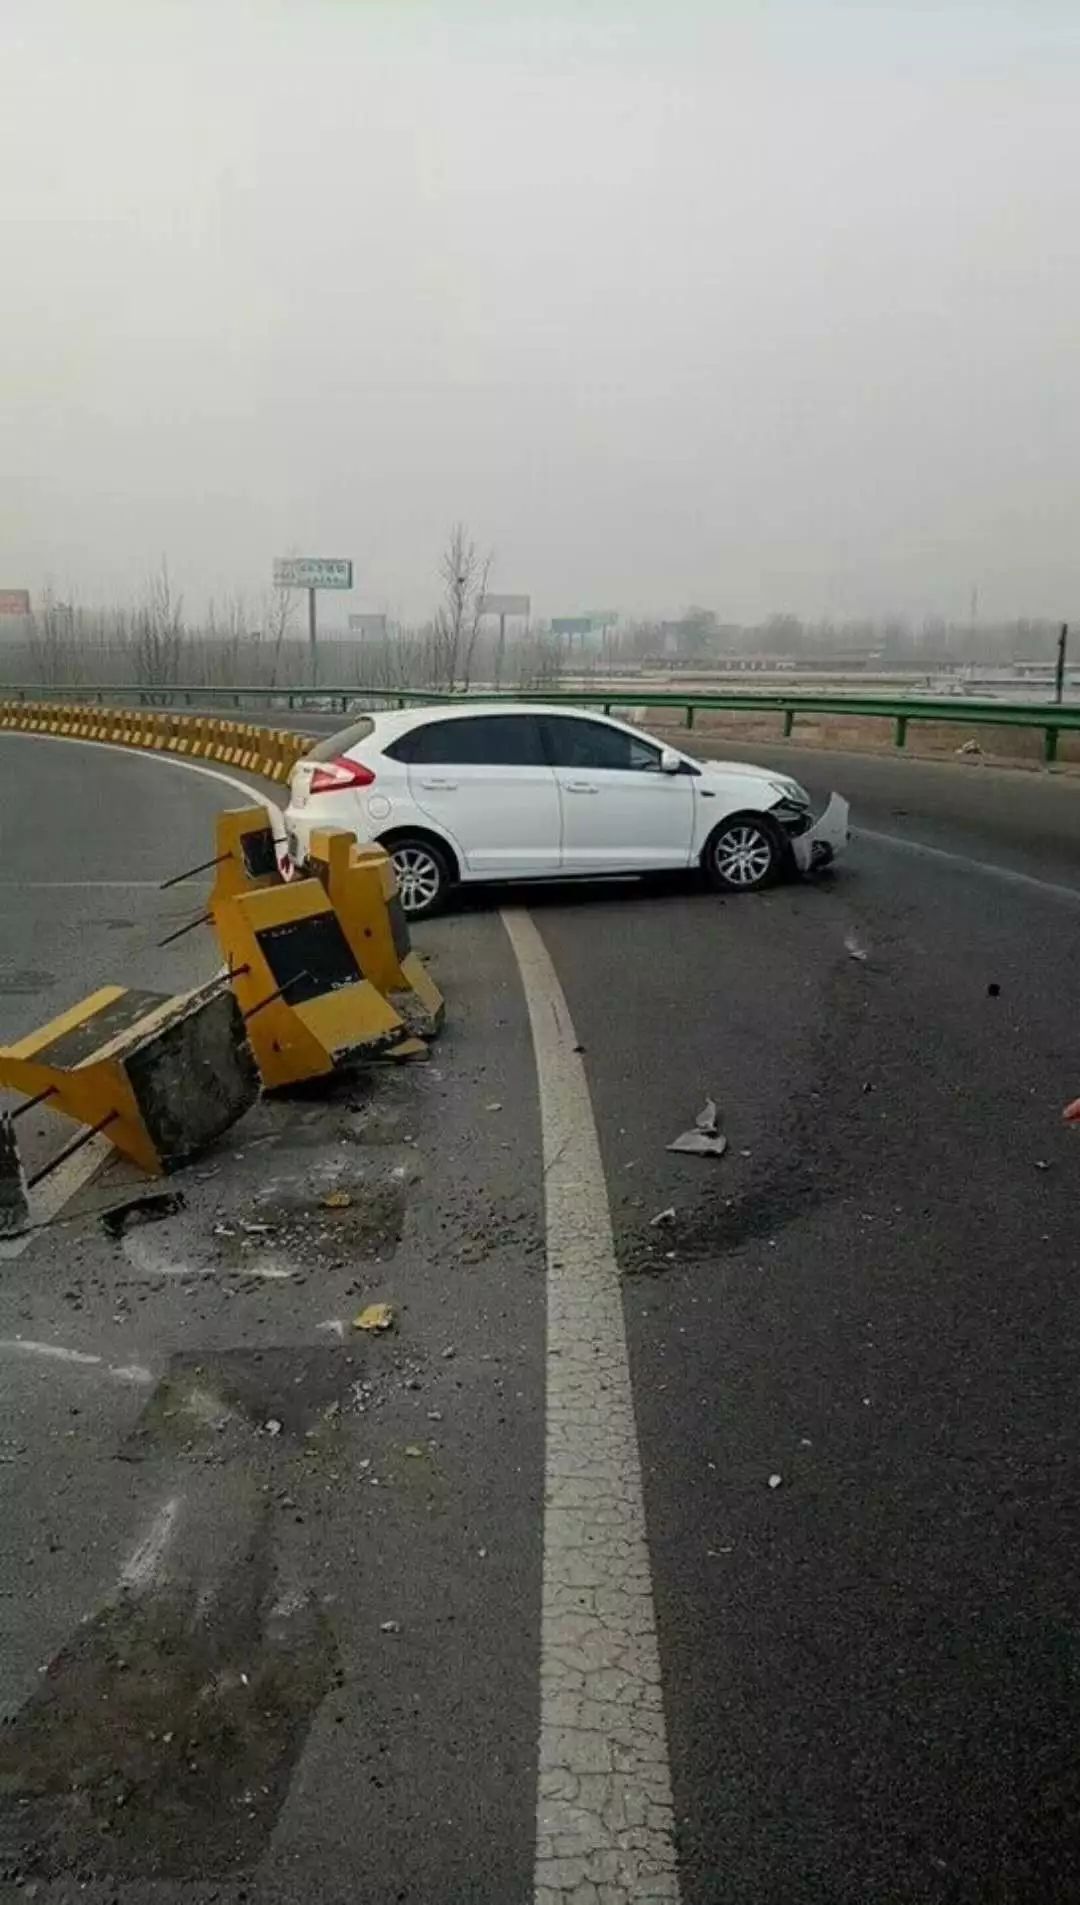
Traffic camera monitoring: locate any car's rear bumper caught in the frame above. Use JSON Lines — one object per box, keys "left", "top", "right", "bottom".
{"left": 791, "top": 793, "right": 850, "bottom": 873}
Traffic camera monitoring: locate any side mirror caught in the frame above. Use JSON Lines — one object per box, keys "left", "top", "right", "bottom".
{"left": 659, "top": 747, "right": 682, "bottom": 775}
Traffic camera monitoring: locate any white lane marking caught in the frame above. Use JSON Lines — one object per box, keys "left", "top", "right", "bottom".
{"left": 119, "top": 1496, "right": 182, "bottom": 1594}
{"left": 501, "top": 908, "right": 681, "bottom": 1905}
{"left": 0, "top": 879, "right": 201, "bottom": 888}
{"left": 0, "top": 733, "right": 285, "bottom": 1254}
{"left": 0, "top": 728, "right": 284, "bottom": 828}
{"left": 0, "top": 1135, "right": 116, "bottom": 1261}
{"left": 855, "top": 825, "right": 1080, "bottom": 904}
{"left": 0, "top": 1337, "right": 152, "bottom": 1384}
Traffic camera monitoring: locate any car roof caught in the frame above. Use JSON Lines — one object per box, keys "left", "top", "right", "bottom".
{"left": 370, "top": 701, "right": 629, "bottom": 735}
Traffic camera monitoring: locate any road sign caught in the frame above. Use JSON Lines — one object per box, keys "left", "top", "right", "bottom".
{"left": 273, "top": 558, "right": 353, "bottom": 591}
{"left": 349, "top": 614, "right": 388, "bottom": 639}
{"left": 0, "top": 590, "right": 30, "bottom": 616}
{"left": 478, "top": 593, "right": 530, "bottom": 618}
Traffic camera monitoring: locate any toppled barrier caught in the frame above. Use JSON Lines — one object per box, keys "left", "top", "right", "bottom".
{"left": 0, "top": 806, "right": 446, "bottom": 1228}
{"left": 304, "top": 827, "right": 444, "bottom": 1038}
{"left": 0, "top": 977, "right": 259, "bottom": 1234}
{"left": 211, "top": 872, "right": 423, "bottom": 1090}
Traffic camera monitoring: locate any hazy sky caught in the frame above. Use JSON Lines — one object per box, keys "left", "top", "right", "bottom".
{"left": 2, "top": 0, "right": 1077, "bottom": 626}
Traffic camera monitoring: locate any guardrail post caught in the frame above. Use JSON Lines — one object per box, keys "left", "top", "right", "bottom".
{"left": 1045, "top": 725, "right": 1060, "bottom": 765}
{"left": 603, "top": 702, "right": 612, "bottom": 716}
{"left": 894, "top": 715, "right": 908, "bottom": 749}
{"left": 684, "top": 705, "right": 695, "bottom": 730}
{"left": 783, "top": 709, "right": 794, "bottom": 738}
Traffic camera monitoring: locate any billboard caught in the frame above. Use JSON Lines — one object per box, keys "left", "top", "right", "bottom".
{"left": 552, "top": 617, "right": 593, "bottom": 637}
{"left": 273, "top": 557, "right": 353, "bottom": 590}
{"left": 0, "top": 590, "right": 31, "bottom": 616}
{"left": 478, "top": 593, "right": 530, "bottom": 618}
{"left": 348, "top": 613, "right": 388, "bottom": 639}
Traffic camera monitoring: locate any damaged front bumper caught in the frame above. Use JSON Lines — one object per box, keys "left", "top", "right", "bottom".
{"left": 790, "top": 793, "right": 850, "bottom": 874}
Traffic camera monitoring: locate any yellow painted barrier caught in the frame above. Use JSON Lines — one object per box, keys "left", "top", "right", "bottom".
{"left": 305, "top": 827, "right": 445, "bottom": 1037}
{"left": 0, "top": 700, "right": 307, "bottom": 786}
{"left": 0, "top": 977, "right": 259, "bottom": 1179}
{"left": 211, "top": 875, "right": 420, "bottom": 1091}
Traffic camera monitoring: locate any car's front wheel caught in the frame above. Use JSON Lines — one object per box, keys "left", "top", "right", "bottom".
{"left": 386, "top": 836, "right": 452, "bottom": 919}
{"left": 704, "top": 813, "right": 783, "bottom": 893}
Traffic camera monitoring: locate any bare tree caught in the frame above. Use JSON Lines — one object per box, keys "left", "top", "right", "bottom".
{"left": 432, "top": 523, "right": 491, "bottom": 691}
{"left": 264, "top": 585, "right": 298, "bottom": 688}
{"left": 27, "top": 589, "right": 78, "bottom": 686}
{"left": 461, "top": 553, "right": 492, "bottom": 692}
{"left": 133, "top": 558, "right": 185, "bottom": 693}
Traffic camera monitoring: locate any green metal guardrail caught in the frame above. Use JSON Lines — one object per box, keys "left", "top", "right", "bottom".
{"left": 4, "top": 682, "right": 1080, "bottom": 761}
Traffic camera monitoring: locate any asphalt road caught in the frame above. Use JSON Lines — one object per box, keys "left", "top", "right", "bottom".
{"left": 2, "top": 731, "right": 1080, "bottom": 1903}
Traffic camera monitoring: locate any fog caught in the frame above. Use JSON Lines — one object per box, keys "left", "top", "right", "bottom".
{"left": 2, "top": 0, "right": 1077, "bottom": 627}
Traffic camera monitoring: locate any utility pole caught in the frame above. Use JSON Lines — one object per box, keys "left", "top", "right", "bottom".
{"left": 495, "top": 611, "right": 506, "bottom": 689}
{"left": 1054, "top": 621, "right": 1068, "bottom": 705}
{"left": 308, "top": 587, "right": 318, "bottom": 688}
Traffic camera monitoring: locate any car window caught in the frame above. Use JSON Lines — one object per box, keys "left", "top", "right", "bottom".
{"left": 540, "top": 716, "right": 661, "bottom": 772}
{"left": 387, "top": 714, "right": 546, "bottom": 767}
{"left": 307, "top": 716, "right": 375, "bottom": 762}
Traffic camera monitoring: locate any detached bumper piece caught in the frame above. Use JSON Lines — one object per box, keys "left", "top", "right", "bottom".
{"left": 791, "top": 794, "right": 850, "bottom": 874}
{"left": 0, "top": 978, "right": 259, "bottom": 1234}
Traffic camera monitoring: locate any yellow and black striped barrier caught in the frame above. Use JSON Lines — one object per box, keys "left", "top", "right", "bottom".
{"left": 0, "top": 700, "right": 308, "bottom": 786}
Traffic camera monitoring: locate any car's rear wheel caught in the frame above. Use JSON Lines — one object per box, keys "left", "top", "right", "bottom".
{"left": 386, "top": 837, "right": 452, "bottom": 919}
{"left": 704, "top": 813, "right": 783, "bottom": 893}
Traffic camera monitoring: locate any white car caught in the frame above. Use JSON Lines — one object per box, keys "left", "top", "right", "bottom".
{"left": 284, "top": 702, "right": 849, "bottom": 917}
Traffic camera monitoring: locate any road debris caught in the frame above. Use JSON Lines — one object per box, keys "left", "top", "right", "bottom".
{"left": 668, "top": 1129, "right": 727, "bottom": 1158}
{"left": 987, "top": 983, "right": 1001, "bottom": 998}
{"left": 956, "top": 738, "right": 983, "bottom": 758}
{"left": 403, "top": 1445, "right": 424, "bottom": 1457}
{"left": 843, "top": 931, "right": 868, "bottom": 962}
{"left": 768, "top": 1473, "right": 782, "bottom": 1490}
{"left": 1034, "top": 1159, "right": 1052, "bottom": 1172}
{"left": 101, "top": 1191, "right": 185, "bottom": 1239}
{"left": 353, "top": 1303, "right": 396, "bottom": 1333}
{"left": 0, "top": 1113, "right": 29, "bottom": 1236}
{"left": 668, "top": 1096, "right": 727, "bottom": 1157}
{"left": 379, "top": 1620, "right": 400, "bottom": 1634}
{"left": 1063, "top": 1099, "right": 1080, "bottom": 1124}
{"left": 264, "top": 1418, "right": 282, "bottom": 1437}
{"left": 322, "top": 1191, "right": 352, "bottom": 1209}
{"left": 485, "top": 1102, "right": 503, "bottom": 1112}
{"left": 649, "top": 1206, "right": 676, "bottom": 1227}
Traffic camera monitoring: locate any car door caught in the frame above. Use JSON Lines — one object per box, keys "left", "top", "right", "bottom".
{"left": 540, "top": 714, "right": 696, "bottom": 872}
{"left": 396, "top": 712, "right": 561, "bottom": 876}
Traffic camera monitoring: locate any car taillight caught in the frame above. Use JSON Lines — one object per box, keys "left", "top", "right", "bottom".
{"left": 308, "top": 756, "right": 376, "bottom": 794}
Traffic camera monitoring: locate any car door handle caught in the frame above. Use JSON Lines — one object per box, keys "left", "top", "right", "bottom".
{"left": 417, "top": 777, "right": 458, "bottom": 790}
{"left": 565, "top": 781, "right": 598, "bottom": 794}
